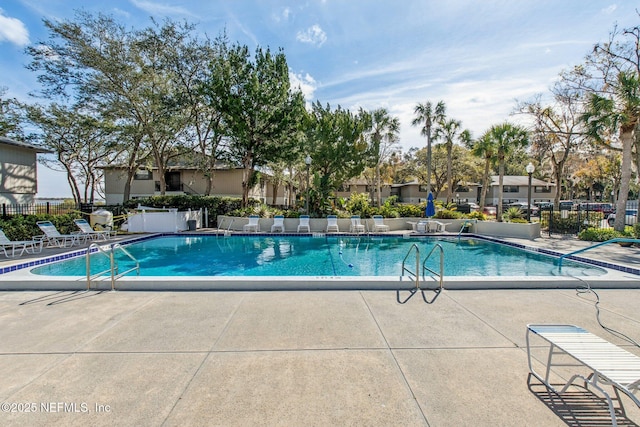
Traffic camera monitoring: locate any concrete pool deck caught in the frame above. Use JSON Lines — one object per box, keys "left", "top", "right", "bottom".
{"left": 0, "top": 234, "right": 640, "bottom": 425}
{"left": 2, "top": 289, "right": 640, "bottom": 426}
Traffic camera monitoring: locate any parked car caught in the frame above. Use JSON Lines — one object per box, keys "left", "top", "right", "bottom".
{"left": 559, "top": 200, "right": 574, "bottom": 210}
{"left": 578, "top": 202, "right": 614, "bottom": 214}
{"left": 506, "top": 202, "right": 539, "bottom": 217}
{"left": 607, "top": 209, "right": 638, "bottom": 227}
{"left": 482, "top": 206, "right": 497, "bottom": 216}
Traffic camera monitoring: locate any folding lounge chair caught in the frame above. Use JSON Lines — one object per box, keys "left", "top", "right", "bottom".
{"left": 372, "top": 215, "right": 389, "bottom": 232}
{"left": 0, "top": 229, "right": 43, "bottom": 258}
{"left": 270, "top": 215, "right": 285, "bottom": 233}
{"left": 74, "top": 218, "right": 113, "bottom": 241}
{"left": 297, "top": 215, "right": 310, "bottom": 233}
{"left": 243, "top": 215, "right": 260, "bottom": 233}
{"left": 350, "top": 215, "right": 365, "bottom": 233}
{"left": 36, "top": 221, "right": 86, "bottom": 248}
{"left": 326, "top": 215, "right": 340, "bottom": 233}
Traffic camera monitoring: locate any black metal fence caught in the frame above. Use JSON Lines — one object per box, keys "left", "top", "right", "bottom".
{"left": 1, "top": 202, "right": 125, "bottom": 219}
{"left": 539, "top": 205, "right": 614, "bottom": 236}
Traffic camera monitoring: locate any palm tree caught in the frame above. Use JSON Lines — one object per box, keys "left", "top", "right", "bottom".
{"left": 468, "top": 132, "right": 497, "bottom": 211}
{"left": 368, "top": 108, "right": 400, "bottom": 206}
{"left": 484, "top": 123, "right": 529, "bottom": 222}
{"left": 581, "top": 71, "right": 639, "bottom": 231}
{"left": 412, "top": 101, "right": 446, "bottom": 196}
{"left": 434, "top": 118, "right": 471, "bottom": 203}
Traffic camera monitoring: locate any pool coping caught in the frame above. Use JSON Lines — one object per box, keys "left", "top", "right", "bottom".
{"left": 1, "top": 232, "right": 638, "bottom": 290}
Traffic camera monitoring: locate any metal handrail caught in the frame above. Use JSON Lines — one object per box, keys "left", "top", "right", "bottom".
{"left": 422, "top": 243, "right": 444, "bottom": 290}
{"left": 558, "top": 238, "right": 640, "bottom": 267}
{"left": 111, "top": 244, "right": 140, "bottom": 283}
{"left": 401, "top": 243, "right": 421, "bottom": 288}
{"left": 86, "top": 243, "right": 140, "bottom": 290}
{"left": 86, "top": 243, "right": 113, "bottom": 289}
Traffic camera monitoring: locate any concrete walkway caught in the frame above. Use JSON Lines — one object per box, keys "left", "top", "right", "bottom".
{"left": 1, "top": 287, "right": 640, "bottom": 426}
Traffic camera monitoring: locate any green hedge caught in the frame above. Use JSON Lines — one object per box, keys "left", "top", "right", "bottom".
{"left": 0, "top": 213, "right": 83, "bottom": 241}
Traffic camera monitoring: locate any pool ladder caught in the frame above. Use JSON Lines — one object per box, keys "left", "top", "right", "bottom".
{"left": 86, "top": 243, "right": 140, "bottom": 290}
{"left": 401, "top": 243, "right": 444, "bottom": 290}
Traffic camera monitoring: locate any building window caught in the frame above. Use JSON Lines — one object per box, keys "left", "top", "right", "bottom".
{"left": 534, "top": 186, "right": 551, "bottom": 193}
{"left": 418, "top": 185, "right": 428, "bottom": 192}
{"left": 502, "top": 185, "right": 519, "bottom": 193}
{"left": 134, "top": 169, "right": 152, "bottom": 180}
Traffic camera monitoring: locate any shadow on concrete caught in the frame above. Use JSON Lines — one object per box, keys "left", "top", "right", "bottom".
{"left": 19, "top": 290, "right": 108, "bottom": 306}
{"left": 528, "top": 373, "right": 639, "bottom": 426}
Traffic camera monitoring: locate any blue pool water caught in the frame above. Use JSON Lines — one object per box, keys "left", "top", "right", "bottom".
{"left": 31, "top": 235, "right": 606, "bottom": 277}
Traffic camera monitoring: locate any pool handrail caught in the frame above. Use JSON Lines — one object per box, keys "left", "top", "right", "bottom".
{"left": 423, "top": 243, "right": 444, "bottom": 290}
{"left": 86, "top": 243, "right": 140, "bottom": 290}
{"left": 558, "top": 238, "right": 640, "bottom": 267}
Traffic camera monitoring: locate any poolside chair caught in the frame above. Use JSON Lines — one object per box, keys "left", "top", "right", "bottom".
{"left": 0, "top": 229, "right": 43, "bottom": 258}
{"left": 297, "top": 215, "right": 310, "bottom": 233}
{"left": 372, "top": 215, "right": 389, "bottom": 232}
{"left": 326, "top": 215, "right": 340, "bottom": 233}
{"left": 74, "top": 218, "right": 114, "bottom": 241}
{"left": 270, "top": 215, "right": 285, "bottom": 233}
{"left": 350, "top": 215, "right": 365, "bottom": 233}
{"left": 36, "top": 220, "right": 86, "bottom": 248}
{"left": 243, "top": 215, "right": 260, "bottom": 233}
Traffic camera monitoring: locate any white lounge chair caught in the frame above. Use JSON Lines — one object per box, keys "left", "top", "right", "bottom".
{"left": 74, "top": 218, "right": 114, "bottom": 241}
{"left": 372, "top": 215, "right": 389, "bottom": 232}
{"left": 297, "top": 215, "right": 310, "bottom": 233}
{"left": 0, "top": 229, "right": 43, "bottom": 258}
{"left": 36, "top": 221, "right": 86, "bottom": 247}
{"left": 527, "top": 324, "right": 640, "bottom": 426}
{"left": 350, "top": 215, "right": 365, "bottom": 233}
{"left": 243, "top": 215, "right": 260, "bottom": 233}
{"left": 270, "top": 215, "right": 285, "bottom": 233}
{"left": 326, "top": 215, "right": 339, "bottom": 233}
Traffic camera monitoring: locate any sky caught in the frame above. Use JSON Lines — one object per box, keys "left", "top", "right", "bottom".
{"left": 1, "top": 0, "right": 638, "bottom": 198}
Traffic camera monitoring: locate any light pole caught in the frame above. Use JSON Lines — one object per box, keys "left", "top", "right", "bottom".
{"left": 305, "top": 155, "right": 312, "bottom": 215}
{"left": 526, "top": 162, "right": 535, "bottom": 222}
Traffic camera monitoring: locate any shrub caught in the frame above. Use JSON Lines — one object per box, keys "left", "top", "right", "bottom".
{"left": 503, "top": 207, "right": 524, "bottom": 222}
{"left": 396, "top": 203, "right": 424, "bottom": 218}
{"left": 345, "top": 193, "right": 371, "bottom": 217}
{"left": 466, "top": 211, "right": 486, "bottom": 221}
{"left": 0, "top": 213, "right": 82, "bottom": 241}
{"left": 578, "top": 227, "right": 631, "bottom": 242}
{"left": 434, "top": 209, "right": 463, "bottom": 219}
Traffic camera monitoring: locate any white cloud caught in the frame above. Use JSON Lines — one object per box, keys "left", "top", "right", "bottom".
{"left": 130, "top": 0, "right": 195, "bottom": 17}
{"left": 602, "top": 4, "right": 617, "bottom": 14}
{"left": 273, "top": 7, "right": 291, "bottom": 23}
{"left": 290, "top": 72, "right": 317, "bottom": 106}
{"left": 0, "top": 11, "right": 30, "bottom": 46}
{"left": 296, "top": 24, "right": 327, "bottom": 47}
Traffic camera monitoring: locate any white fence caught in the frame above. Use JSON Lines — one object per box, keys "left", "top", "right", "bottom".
{"left": 123, "top": 207, "right": 202, "bottom": 232}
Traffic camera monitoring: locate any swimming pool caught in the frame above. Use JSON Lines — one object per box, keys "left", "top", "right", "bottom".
{"left": 31, "top": 235, "right": 605, "bottom": 278}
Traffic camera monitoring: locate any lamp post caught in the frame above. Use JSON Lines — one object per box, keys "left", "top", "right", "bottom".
{"left": 305, "top": 155, "right": 312, "bottom": 215}
{"left": 526, "top": 162, "right": 535, "bottom": 222}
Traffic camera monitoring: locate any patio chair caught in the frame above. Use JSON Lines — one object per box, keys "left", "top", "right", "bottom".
{"left": 297, "top": 215, "right": 310, "bottom": 233}
{"left": 36, "top": 220, "right": 86, "bottom": 248}
{"left": 350, "top": 215, "right": 365, "bottom": 233}
{"left": 74, "top": 218, "right": 114, "bottom": 241}
{"left": 372, "top": 215, "right": 389, "bottom": 232}
{"left": 326, "top": 215, "right": 340, "bottom": 233}
{"left": 270, "top": 215, "right": 285, "bottom": 233}
{"left": 0, "top": 229, "right": 43, "bottom": 258}
{"left": 243, "top": 215, "right": 260, "bottom": 233}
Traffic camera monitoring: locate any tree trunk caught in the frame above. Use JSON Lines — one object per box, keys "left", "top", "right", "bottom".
{"left": 446, "top": 142, "right": 453, "bottom": 203}
{"left": 479, "top": 157, "right": 490, "bottom": 209}
{"left": 497, "top": 154, "right": 505, "bottom": 222}
{"left": 613, "top": 127, "right": 634, "bottom": 231}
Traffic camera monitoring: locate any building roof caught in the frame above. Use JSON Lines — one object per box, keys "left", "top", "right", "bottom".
{"left": 0, "top": 136, "right": 52, "bottom": 153}
{"left": 490, "top": 175, "right": 554, "bottom": 187}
